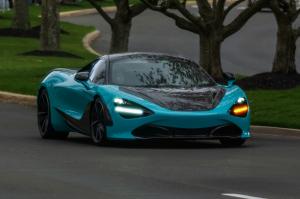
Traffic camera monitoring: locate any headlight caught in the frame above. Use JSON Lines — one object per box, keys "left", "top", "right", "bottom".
{"left": 230, "top": 97, "right": 249, "bottom": 117}
{"left": 113, "top": 98, "right": 152, "bottom": 118}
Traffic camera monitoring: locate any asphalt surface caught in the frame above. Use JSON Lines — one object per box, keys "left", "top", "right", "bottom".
{"left": 1, "top": 102, "right": 300, "bottom": 199}
{"left": 63, "top": 5, "right": 300, "bottom": 75}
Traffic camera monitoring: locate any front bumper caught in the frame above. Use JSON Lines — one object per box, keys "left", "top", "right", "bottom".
{"left": 132, "top": 124, "right": 247, "bottom": 139}
{"left": 105, "top": 109, "right": 251, "bottom": 140}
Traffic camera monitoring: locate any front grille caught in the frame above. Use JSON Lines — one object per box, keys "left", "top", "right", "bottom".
{"left": 132, "top": 124, "right": 242, "bottom": 139}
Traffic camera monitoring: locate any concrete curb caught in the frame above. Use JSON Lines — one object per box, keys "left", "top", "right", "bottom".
{"left": 0, "top": 91, "right": 36, "bottom": 106}
{"left": 60, "top": 6, "right": 116, "bottom": 18}
{"left": 251, "top": 125, "right": 300, "bottom": 137}
{"left": 82, "top": 30, "right": 101, "bottom": 56}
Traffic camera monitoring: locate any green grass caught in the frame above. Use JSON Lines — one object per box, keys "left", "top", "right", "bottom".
{"left": 247, "top": 87, "right": 300, "bottom": 129}
{"left": 0, "top": 6, "right": 97, "bottom": 95}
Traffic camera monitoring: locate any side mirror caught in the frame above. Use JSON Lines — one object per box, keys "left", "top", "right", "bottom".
{"left": 223, "top": 72, "right": 236, "bottom": 86}
{"left": 75, "top": 71, "right": 89, "bottom": 81}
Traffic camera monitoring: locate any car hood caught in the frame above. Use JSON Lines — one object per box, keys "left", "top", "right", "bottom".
{"left": 119, "top": 86, "right": 226, "bottom": 111}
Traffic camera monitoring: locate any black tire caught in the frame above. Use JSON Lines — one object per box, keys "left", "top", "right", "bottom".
{"left": 37, "top": 89, "right": 69, "bottom": 139}
{"left": 90, "top": 98, "right": 107, "bottom": 146}
{"left": 219, "top": 138, "right": 246, "bottom": 147}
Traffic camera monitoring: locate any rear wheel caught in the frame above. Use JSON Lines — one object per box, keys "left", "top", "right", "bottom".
{"left": 37, "top": 89, "right": 69, "bottom": 139}
{"left": 90, "top": 98, "right": 106, "bottom": 145}
{"left": 219, "top": 138, "right": 246, "bottom": 147}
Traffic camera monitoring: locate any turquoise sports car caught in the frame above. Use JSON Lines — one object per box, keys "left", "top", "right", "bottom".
{"left": 37, "top": 53, "right": 250, "bottom": 146}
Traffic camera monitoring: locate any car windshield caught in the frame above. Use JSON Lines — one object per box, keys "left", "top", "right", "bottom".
{"left": 109, "top": 54, "right": 216, "bottom": 88}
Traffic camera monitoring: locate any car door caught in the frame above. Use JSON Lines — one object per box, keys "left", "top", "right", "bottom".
{"left": 53, "top": 58, "right": 107, "bottom": 133}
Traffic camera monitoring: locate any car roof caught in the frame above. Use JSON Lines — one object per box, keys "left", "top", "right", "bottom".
{"left": 105, "top": 52, "right": 194, "bottom": 63}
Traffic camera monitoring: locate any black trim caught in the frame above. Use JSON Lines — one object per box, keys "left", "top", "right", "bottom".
{"left": 56, "top": 106, "right": 91, "bottom": 135}
{"left": 56, "top": 99, "right": 113, "bottom": 135}
{"left": 96, "top": 96, "right": 113, "bottom": 126}
{"left": 132, "top": 124, "right": 242, "bottom": 139}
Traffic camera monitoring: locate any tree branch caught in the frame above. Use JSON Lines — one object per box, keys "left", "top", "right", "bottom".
{"left": 216, "top": 0, "right": 226, "bottom": 12}
{"left": 212, "top": 0, "right": 217, "bottom": 9}
{"left": 269, "top": 0, "right": 285, "bottom": 17}
{"left": 142, "top": 0, "right": 200, "bottom": 33}
{"left": 196, "top": 0, "right": 213, "bottom": 19}
{"left": 292, "top": 8, "right": 300, "bottom": 20}
{"left": 86, "top": 0, "right": 114, "bottom": 25}
{"left": 171, "top": 0, "right": 205, "bottom": 28}
{"left": 222, "top": 0, "right": 268, "bottom": 39}
{"left": 295, "top": 26, "right": 300, "bottom": 38}
{"left": 297, "top": 7, "right": 300, "bottom": 16}
{"left": 130, "top": 3, "right": 147, "bottom": 17}
{"left": 214, "top": 0, "right": 226, "bottom": 24}
{"left": 224, "top": 0, "right": 245, "bottom": 17}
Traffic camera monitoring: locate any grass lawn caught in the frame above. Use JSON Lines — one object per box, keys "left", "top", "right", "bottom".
{"left": 0, "top": 4, "right": 299, "bottom": 129}
{"left": 247, "top": 87, "right": 300, "bottom": 129}
{"left": 0, "top": 6, "right": 97, "bottom": 95}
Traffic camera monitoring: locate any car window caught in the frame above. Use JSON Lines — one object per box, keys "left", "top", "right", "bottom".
{"left": 89, "top": 58, "right": 106, "bottom": 84}
{"left": 110, "top": 55, "right": 215, "bottom": 88}
{"left": 78, "top": 58, "right": 99, "bottom": 73}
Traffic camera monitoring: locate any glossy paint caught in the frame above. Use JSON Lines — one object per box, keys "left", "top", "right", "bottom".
{"left": 40, "top": 69, "right": 250, "bottom": 140}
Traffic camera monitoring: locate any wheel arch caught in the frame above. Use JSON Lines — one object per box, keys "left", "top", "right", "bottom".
{"left": 91, "top": 95, "right": 113, "bottom": 127}
{"left": 38, "top": 85, "right": 72, "bottom": 133}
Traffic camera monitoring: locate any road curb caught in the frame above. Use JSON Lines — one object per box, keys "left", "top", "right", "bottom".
{"left": 0, "top": 91, "right": 36, "bottom": 106}
{"left": 82, "top": 30, "right": 101, "bottom": 56}
{"left": 251, "top": 125, "right": 300, "bottom": 137}
{"left": 59, "top": 6, "right": 116, "bottom": 18}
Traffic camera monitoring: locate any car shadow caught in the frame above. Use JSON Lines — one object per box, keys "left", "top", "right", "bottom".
{"left": 63, "top": 135, "right": 251, "bottom": 149}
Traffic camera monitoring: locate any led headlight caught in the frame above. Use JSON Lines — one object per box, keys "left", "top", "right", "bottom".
{"left": 230, "top": 97, "right": 249, "bottom": 117}
{"left": 115, "top": 106, "right": 144, "bottom": 115}
{"left": 237, "top": 97, "right": 246, "bottom": 104}
{"left": 114, "top": 98, "right": 125, "bottom": 105}
{"left": 113, "top": 98, "right": 152, "bottom": 118}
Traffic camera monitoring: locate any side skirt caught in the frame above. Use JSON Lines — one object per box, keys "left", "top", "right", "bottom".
{"left": 55, "top": 104, "right": 92, "bottom": 136}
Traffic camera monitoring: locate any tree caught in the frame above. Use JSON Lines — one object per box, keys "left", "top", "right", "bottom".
{"left": 270, "top": 0, "right": 300, "bottom": 74}
{"left": 143, "top": 0, "right": 268, "bottom": 79}
{"left": 87, "top": 0, "right": 147, "bottom": 53}
{"left": 40, "top": 0, "right": 60, "bottom": 51}
{"left": 12, "top": 0, "right": 31, "bottom": 30}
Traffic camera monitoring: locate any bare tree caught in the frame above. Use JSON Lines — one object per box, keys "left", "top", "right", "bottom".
{"left": 12, "top": 0, "right": 31, "bottom": 30}
{"left": 270, "top": 0, "right": 300, "bottom": 74}
{"left": 143, "top": 0, "right": 268, "bottom": 79}
{"left": 40, "top": 0, "right": 60, "bottom": 51}
{"left": 87, "top": 0, "right": 147, "bottom": 53}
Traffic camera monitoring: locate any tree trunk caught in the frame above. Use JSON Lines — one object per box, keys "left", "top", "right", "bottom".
{"left": 109, "top": 19, "right": 132, "bottom": 53}
{"left": 8, "top": 0, "right": 13, "bottom": 9}
{"left": 199, "top": 33, "right": 224, "bottom": 80}
{"left": 272, "top": 19, "right": 297, "bottom": 74}
{"left": 12, "top": 0, "right": 30, "bottom": 30}
{"left": 40, "top": 0, "right": 60, "bottom": 51}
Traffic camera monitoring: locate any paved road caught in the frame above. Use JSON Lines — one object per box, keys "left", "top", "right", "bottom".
{"left": 1, "top": 102, "right": 300, "bottom": 199}
{"left": 63, "top": 5, "right": 300, "bottom": 75}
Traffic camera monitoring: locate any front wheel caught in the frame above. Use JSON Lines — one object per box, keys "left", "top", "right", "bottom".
{"left": 90, "top": 98, "right": 107, "bottom": 146}
{"left": 37, "top": 89, "right": 69, "bottom": 139}
{"left": 219, "top": 138, "right": 246, "bottom": 147}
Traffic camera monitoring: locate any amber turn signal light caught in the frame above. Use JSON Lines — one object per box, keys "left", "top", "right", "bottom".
{"left": 230, "top": 104, "right": 249, "bottom": 117}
